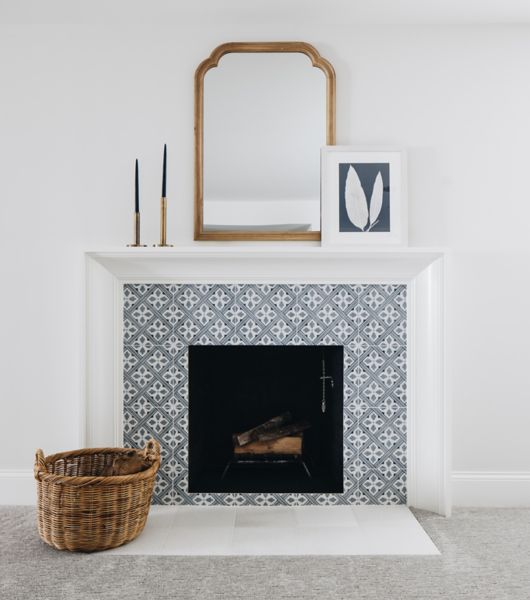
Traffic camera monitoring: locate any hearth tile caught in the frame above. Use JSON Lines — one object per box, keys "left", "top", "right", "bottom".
{"left": 230, "top": 526, "right": 300, "bottom": 555}
{"left": 107, "top": 506, "right": 438, "bottom": 556}
{"left": 235, "top": 506, "right": 297, "bottom": 528}
{"left": 293, "top": 505, "right": 358, "bottom": 527}
{"left": 354, "top": 506, "right": 438, "bottom": 555}
{"left": 164, "top": 526, "right": 234, "bottom": 555}
{"left": 294, "top": 525, "right": 365, "bottom": 554}
{"left": 104, "top": 507, "right": 177, "bottom": 554}
{"left": 173, "top": 506, "right": 237, "bottom": 528}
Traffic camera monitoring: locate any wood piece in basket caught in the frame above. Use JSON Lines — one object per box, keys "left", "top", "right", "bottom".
{"left": 101, "top": 449, "right": 153, "bottom": 476}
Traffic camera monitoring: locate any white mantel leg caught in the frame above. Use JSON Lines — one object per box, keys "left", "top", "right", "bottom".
{"left": 407, "top": 257, "right": 449, "bottom": 516}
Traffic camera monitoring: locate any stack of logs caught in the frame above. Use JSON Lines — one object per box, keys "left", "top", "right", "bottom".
{"left": 232, "top": 412, "right": 310, "bottom": 457}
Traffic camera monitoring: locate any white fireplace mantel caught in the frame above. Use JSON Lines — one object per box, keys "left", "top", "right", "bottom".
{"left": 85, "top": 246, "right": 449, "bottom": 515}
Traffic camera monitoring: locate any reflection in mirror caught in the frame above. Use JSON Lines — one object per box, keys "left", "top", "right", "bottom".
{"left": 203, "top": 53, "right": 325, "bottom": 233}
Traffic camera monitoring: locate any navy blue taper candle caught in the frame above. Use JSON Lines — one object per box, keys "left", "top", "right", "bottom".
{"left": 135, "top": 159, "right": 139, "bottom": 213}
{"left": 162, "top": 144, "right": 167, "bottom": 197}
{"left": 128, "top": 158, "right": 145, "bottom": 246}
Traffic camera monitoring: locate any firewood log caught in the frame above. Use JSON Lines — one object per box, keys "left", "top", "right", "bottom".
{"left": 235, "top": 412, "right": 292, "bottom": 446}
{"left": 233, "top": 434, "right": 303, "bottom": 456}
{"left": 235, "top": 419, "right": 311, "bottom": 446}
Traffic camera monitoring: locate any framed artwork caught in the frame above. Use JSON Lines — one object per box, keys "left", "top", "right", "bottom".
{"left": 321, "top": 147, "right": 407, "bottom": 246}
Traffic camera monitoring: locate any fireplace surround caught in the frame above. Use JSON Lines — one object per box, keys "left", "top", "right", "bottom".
{"left": 85, "top": 248, "right": 448, "bottom": 515}
{"left": 123, "top": 282, "right": 406, "bottom": 504}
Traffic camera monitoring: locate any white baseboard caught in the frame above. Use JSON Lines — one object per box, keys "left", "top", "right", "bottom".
{"left": 0, "top": 470, "right": 35, "bottom": 505}
{"left": 2, "top": 469, "right": 530, "bottom": 508}
{"left": 452, "top": 471, "right": 530, "bottom": 507}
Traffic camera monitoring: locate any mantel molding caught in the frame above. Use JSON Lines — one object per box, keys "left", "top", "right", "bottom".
{"left": 85, "top": 246, "right": 449, "bottom": 515}
{"left": 87, "top": 246, "right": 446, "bottom": 282}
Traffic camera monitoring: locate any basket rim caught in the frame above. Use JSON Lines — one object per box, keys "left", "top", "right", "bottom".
{"left": 35, "top": 444, "right": 160, "bottom": 486}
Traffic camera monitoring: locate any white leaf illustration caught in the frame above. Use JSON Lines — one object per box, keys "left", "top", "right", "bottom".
{"left": 345, "top": 165, "right": 368, "bottom": 231}
{"left": 368, "top": 171, "right": 383, "bottom": 231}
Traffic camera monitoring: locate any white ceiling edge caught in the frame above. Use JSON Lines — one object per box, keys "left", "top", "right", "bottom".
{"left": 1, "top": 0, "right": 530, "bottom": 26}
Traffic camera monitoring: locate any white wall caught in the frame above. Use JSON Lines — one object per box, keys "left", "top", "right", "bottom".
{"left": 1, "top": 21, "right": 529, "bottom": 504}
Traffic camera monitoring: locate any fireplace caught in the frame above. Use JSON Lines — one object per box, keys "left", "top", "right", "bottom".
{"left": 188, "top": 345, "right": 344, "bottom": 494}
{"left": 86, "top": 250, "right": 448, "bottom": 514}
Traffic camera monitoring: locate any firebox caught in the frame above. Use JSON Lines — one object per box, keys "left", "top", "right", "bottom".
{"left": 188, "top": 345, "right": 344, "bottom": 493}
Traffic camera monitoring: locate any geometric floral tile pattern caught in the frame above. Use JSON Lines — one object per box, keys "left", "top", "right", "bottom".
{"left": 123, "top": 283, "right": 407, "bottom": 505}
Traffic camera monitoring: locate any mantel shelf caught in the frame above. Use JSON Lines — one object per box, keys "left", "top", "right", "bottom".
{"left": 87, "top": 246, "right": 446, "bottom": 282}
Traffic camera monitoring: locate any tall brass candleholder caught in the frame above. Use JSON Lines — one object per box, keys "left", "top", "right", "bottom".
{"left": 127, "top": 212, "right": 147, "bottom": 247}
{"left": 156, "top": 196, "right": 173, "bottom": 247}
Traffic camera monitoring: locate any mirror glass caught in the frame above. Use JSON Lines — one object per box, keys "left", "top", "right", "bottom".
{"left": 203, "top": 52, "right": 326, "bottom": 234}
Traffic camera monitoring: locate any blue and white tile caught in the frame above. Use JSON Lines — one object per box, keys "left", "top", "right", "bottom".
{"left": 123, "top": 283, "right": 407, "bottom": 506}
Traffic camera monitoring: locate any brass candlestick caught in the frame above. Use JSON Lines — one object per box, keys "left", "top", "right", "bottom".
{"left": 156, "top": 196, "right": 173, "bottom": 247}
{"left": 127, "top": 212, "right": 147, "bottom": 247}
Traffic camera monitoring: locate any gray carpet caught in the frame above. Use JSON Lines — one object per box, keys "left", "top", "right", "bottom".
{"left": 1, "top": 507, "right": 529, "bottom": 600}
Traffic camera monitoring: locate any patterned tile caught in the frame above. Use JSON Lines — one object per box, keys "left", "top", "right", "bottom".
{"left": 123, "top": 283, "right": 407, "bottom": 506}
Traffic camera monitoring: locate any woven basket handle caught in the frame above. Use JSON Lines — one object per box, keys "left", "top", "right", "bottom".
{"left": 144, "top": 438, "right": 161, "bottom": 463}
{"left": 34, "top": 449, "right": 46, "bottom": 480}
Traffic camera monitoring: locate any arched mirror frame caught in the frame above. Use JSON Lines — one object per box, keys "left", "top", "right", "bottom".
{"left": 194, "top": 42, "right": 336, "bottom": 241}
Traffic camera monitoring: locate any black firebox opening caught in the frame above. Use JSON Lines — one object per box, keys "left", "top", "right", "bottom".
{"left": 188, "top": 345, "right": 344, "bottom": 494}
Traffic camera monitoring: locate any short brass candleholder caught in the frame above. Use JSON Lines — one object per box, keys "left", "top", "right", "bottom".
{"left": 155, "top": 196, "right": 173, "bottom": 247}
{"left": 127, "top": 212, "right": 147, "bottom": 247}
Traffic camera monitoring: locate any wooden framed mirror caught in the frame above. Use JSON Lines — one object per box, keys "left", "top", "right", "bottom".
{"left": 194, "top": 42, "right": 336, "bottom": 241}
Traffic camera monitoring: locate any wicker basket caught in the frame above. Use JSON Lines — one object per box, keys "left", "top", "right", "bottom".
{"left": 34, "top": 439, "right": 160, "bottom": 552}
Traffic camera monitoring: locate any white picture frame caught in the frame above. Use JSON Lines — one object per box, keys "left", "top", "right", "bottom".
{"left": 321, "top": 146, "right": 407, "bottom": 246}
